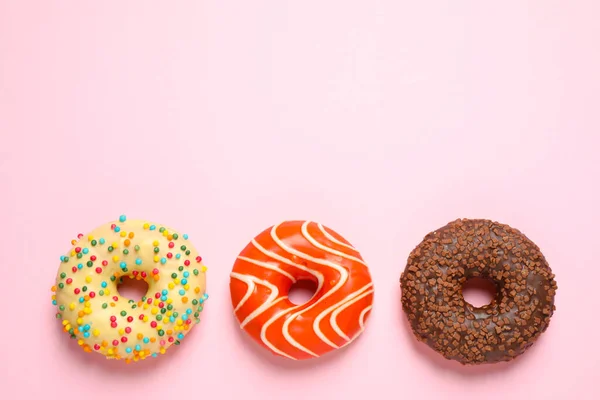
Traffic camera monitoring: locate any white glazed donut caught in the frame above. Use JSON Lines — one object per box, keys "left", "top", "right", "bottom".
{"left": 51, "top": 215, "right": 208, "bottom": 363}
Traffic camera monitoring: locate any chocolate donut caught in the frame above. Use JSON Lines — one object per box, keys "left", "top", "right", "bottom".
{"left": 400, "top": 218, "right": 557, "bottom": 365}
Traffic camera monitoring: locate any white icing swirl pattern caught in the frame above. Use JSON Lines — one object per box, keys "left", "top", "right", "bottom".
{"left": 230, "top": 221, "right": 374, "bottom": 360}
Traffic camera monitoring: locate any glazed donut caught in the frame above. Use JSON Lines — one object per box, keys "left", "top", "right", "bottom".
{"left": 51, "top": 215, "right": 208, "bottom": 363}
{"left": 230, "top": 220, "right": 374, "bottom": 360}
{"left": 400, "top": 218, "right": 557, "bottom": 365}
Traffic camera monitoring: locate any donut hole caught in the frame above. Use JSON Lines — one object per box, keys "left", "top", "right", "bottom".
{"left": 461, "top": 277, "right": 497, "bottom": 308}
{"left": 117, "top": 276, "right": 149, "bottom": 301}
{"left": 288, "top": 279, "right": 318, "bottom": 306}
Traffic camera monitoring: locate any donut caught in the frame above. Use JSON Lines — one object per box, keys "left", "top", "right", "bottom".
{"left": 230, "top": 220, "right": 374, "bottom": 360}
{"left": 400, "top": 218, "right": 557, "bottom": 365}
{"left": 50, "top": 215, "right": 208, "bottom": 363}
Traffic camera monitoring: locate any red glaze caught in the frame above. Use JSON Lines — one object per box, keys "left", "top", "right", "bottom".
{"left": 230, "top": 220, "right": 374, "bottom": 360}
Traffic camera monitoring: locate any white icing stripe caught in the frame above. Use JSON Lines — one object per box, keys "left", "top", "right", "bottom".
{"left": 232, "top": 276, "right": 255, "bottom": 312}
{"left": 305, "top": 223, "right": 367, "bottom": 267}
{"left": 237, "top": 255, "right": 297, "bottom": 282}
{"left": 317, "top": 223, "right": 357, "bottom": 251}
{"left": 359, "top": 306, "right": 372, "bottom": 331}
{"left": 312, "top": 283, "right": 373, "bottom": 343}
{"left": 260, "top": 308, "right": 297, "bottom": 360}
{"left": 230, "top": 272, "right": 280, "bottom": 329}
{"left": 340, "top": 305, "right": 372, "bottom": 348}
{"left": 251, "top": 238, "right": 322, "bottom": 288}
{"left": 330, "top": 289, "right": 374, "bottom": 341}
{"left": 273, "top": 221, "right": 349, "bottom": 353}
{"left": 282, "top": 321, "right": 319, "bottom": 357}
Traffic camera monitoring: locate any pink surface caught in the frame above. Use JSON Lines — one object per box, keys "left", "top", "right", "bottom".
{"left": 1, "top": 1, "right": 599, "bottom": 399}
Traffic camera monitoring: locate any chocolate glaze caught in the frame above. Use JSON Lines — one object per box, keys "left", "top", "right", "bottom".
{"left": 400, "top": 219, "right": 557, "bottom": 365}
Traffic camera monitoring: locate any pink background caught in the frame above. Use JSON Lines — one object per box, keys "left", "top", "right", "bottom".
{"left": 1, "top": 1, "right": 599, "bottom": 399}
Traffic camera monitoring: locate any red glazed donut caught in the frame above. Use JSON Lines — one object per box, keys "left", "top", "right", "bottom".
{"left": 230, "top": 220, "right": 374, "bottom": 360}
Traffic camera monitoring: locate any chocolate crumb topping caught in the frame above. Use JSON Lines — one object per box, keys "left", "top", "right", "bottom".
{"left": 400, "top": 219, "right": 557, "bottom": 365}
